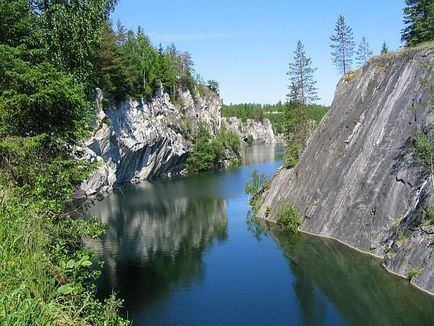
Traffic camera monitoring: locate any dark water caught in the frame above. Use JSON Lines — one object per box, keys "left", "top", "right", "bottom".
{"left": 86, "top": 145, "right": 434, "bottom": 325}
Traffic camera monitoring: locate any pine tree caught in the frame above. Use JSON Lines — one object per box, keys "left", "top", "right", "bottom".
{"left": 356, "top": 37, "right": 373, "bottom": 66}
{"left": 330, "top": 15, "right": 355, "bottom": 74}
{"left": 381, "top": 41, "right": 389, "bottom": 54}
{"left": 402, "top": 0, "right": 434, "bottom": 47}
{"left": 286, "top": 40, "right": 319, "bottom": 105}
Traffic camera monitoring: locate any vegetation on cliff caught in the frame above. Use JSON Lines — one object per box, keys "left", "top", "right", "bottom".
{"left": 186, "top": 124, "right": 241, "bottom": 173}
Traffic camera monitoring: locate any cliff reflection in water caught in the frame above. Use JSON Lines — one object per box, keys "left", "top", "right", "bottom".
{"left": 85, "top": 178, "right": 228, "bottom": 313}
{"left": 241, "top": 143, "right": 283, "bottom": 165}
{"left": 271, "top": 230, "right": 434, "bottom": 325}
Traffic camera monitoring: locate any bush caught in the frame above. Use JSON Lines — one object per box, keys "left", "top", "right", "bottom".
{"left": 245, "top": 170, "right": 270, "bottom": 213}
{"left": 411, "top": 131, "right": 434, "bottom": 173}
{"left": 424, "top": 208, "right": 434, "bottom": 225}
{"left": 283, "top": 143, "right": 300, "bottom": 169}
{"left": 408, "top": 267, "right": 421, "bottom": 281}
{"left": 277, "top": 203, "right": 302, "bottom": 233}
{"left": 186, "top": 124, "right": 241, "bottom": 173}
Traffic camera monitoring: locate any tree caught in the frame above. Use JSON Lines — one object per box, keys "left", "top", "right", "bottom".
{"left": 0, "top": 0, "right": 35, "bottom": 47}
{"left": 284, "top": 40, "right": 319, "bottom": 169}
{"left": 33, "top": 0, "right": 118, "bottom": 87}
{"left": 286, "top": 40, "right": 319, "bottom": 105}
{"left": 381, "top": 41, "right": 389, "bottom": 54}
{"left": 356, "top": 37, "right": 373, "bottom": 66}
{"left": 330, "top": 15, "right": 355, "bottom": 74}
{"left": 402, "top": 0, "right": 434, "bottom": 47}
{"left": 207, "top": 80, "right": 220, "bottom": 94}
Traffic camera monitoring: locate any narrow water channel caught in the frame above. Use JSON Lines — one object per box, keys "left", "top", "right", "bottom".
{"left": 85, "top": 145, "right": 434, "bottom": 325}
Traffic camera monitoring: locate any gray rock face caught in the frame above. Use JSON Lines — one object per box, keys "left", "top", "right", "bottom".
{"left": 222, "top": 117, "right": 276, "bottom": 144}
{"left": 258, "top": 47, "right": 434, "bottom": 293}
{"left": 78, "top": 88, "right": 221, "bottom": 196}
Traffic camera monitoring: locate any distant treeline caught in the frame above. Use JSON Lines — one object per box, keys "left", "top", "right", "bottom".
{"left": 222, "top": 102, "right": 329, "bottom": 134}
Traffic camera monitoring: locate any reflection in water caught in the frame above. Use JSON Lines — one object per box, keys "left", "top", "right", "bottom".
{"left": 271, "top": 229, "right": 434, "bottom": 325}
{"left": 86, "top": 180, "right": 228, "bottom": 314}
{"left": 241, "top": 143, "right": 284, "bottom": 165}
{"left": 86, "top": 144, "right": 434, "bottom": 325}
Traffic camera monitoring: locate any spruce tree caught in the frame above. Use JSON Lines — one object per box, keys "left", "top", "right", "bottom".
{"left": 286, "top": 40, "right": 319, "bottom": 105}
{"left": 402, "top": 0, "right": 434, "bottom": 47}
{"left": 330, "top": 15, "right": 355, "bottom": 74}
{"left": 381, "top": 41, "right": 389, "bottom": 54}
{"left": 356, "top": 37, "right": 373, "bottom": 66}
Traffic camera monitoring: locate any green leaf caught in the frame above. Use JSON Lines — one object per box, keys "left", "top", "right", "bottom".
{"left": 66, "top": 259, "right": 76, "bottom": 269}
{"left": 57, "top": 284, "right": 74, "bottom": 295}
{"left": 80, "top": 260, "right": 92, "bottom": 267}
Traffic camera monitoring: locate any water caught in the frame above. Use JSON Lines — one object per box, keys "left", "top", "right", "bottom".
{"left": 86, "top": 145, "right": 434, "bottom": 325}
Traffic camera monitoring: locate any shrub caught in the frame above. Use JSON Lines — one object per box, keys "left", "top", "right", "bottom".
{"left": 277, "top": 203, "right": 302, "bottom": 233}
{"left": 408, "top": 267, "right": 421, "bottom": 281}
{"left": 283, "top": 143, "right": 300, "bottom": 169}
{"left": 186, "top": 123, "right": 241, "bottom": 173}
{"left": 424, "top": 208, "right": 434, "bottom": 225}
{"left": 245, "top": 170, "right": 270, "bottom": 213}
{"left": 411, "top": 131, "right": 434, "bottom": 173}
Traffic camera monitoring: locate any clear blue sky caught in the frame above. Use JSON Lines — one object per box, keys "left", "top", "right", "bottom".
{"left": 111, "top": 1, "right": 405, "bottom": 105}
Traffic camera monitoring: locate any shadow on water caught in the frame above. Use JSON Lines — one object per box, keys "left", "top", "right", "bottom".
{"left": 268, "top": 227, "right": 434, "bottom": 326}
{"left": 86, "top": 178, "right": 228, "bottom": 315}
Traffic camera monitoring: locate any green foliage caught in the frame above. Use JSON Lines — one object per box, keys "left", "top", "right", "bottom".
{"left": 356, "top": 37, "right": 373, "bottom": 66}
{"left": 0, "top": 45, "right": 92, "bottom": 142}
{"left": 402, "top": 0, "right": 434, "bottom": 47}
{"left": 277, "top": 203, "right": 302, "bottom": 233}
{"left": 283, "top": 143, "right": 300, "bottom": 169}
{"left": 408, "top": 267, "right": 422, "bottom": 281}
{"left": 35, "top": 0, "right": 118, "bottom": 86}
{"left": 381, "top": 41, "right": 389, "bottom": 54}
{"left": 411, "top": 131, "right": 434, "bottom": 173}
{"left": 245, "top": 170, "right": 270, "bottom": 213}
{"left": 424, "top": 208, "right": 434, "bottom": 225}
{"left": 0, "top": 189, "right": 127, "bottom": 325}
{"left": 207, "top": 80, "right": 220, "bottom": 95}
{"left": 186, "top": 124, "right": 241, "bottom": 173}
{"left": 287, "top": 40, "right": 319, "bottom": 105}
{"left": 330, "top": 15, "right": 355, "bottom": 74}
{"left": 0, "top": 0, "right": 128, "bottom": 323}
{"left": 0, "top": 0, "right": 35, "bottom": 47}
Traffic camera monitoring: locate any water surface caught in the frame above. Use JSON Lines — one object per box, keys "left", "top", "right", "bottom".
{"left": 86, "top": 144, "right": 434, "bottom": 325}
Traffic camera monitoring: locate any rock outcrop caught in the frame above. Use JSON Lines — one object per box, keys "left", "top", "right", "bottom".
{"left": 222, "top": 117, "right": 276, "bottom": 144}
{"left": 77, "top": 88, "right": 221, "bottom": 196}
{"left": 258, "top": 46, "right": 434, "bottom": 293}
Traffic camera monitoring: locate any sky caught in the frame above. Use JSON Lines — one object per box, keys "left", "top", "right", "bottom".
{"left": 111, "top": 1, "right": 405, "bottom": 106}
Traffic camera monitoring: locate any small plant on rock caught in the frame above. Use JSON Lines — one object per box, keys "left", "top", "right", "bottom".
{"left": 277, "top": 203, "right": 302, "bottom": 233}
{"left": 408, "top": 267, "right": 421, "bottom": 281}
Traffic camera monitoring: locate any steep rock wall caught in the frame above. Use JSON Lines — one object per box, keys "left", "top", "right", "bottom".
{"left": 222, "top": 117, "right": 276, "bottom": 144}
{"left": 78, "top": 88, "right": 221, "bottom": 196}
{"left": 258, "top": 47, "right": 434, "bottom": 293}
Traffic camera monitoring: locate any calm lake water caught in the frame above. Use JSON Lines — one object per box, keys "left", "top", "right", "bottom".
{"left": 86, "top": 145, "right": 434, "bottom": 325}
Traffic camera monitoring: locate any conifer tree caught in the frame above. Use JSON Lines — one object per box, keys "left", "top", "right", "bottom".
{"left": 330, "top": 15, "right": 355, "bottom": 74}
{"left": 286, "top": 40, "right": 319, "bottom": 105}
{"left": 356, "top": 37, "right": 373, "bottom": 66}
{"left": 381, "top": 41, "right": 389, "bottom": 54}
{"left": 402, "top": 0, "right": 434, "bottom": 46}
